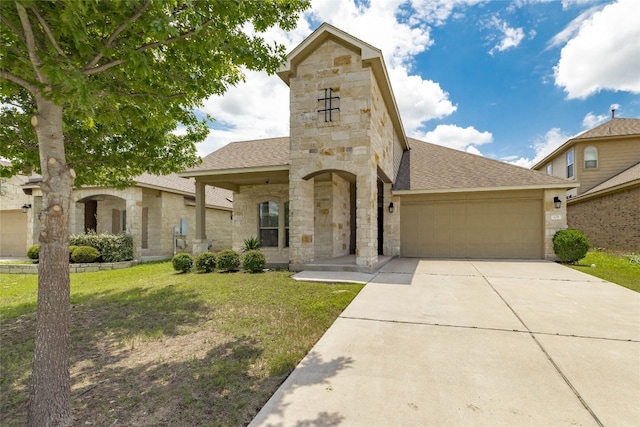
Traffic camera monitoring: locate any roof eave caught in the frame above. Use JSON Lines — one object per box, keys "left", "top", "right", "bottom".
{"left": 393, "top": 183, "right": 578, "bottom": 195}
{"left": 179, "top": 164, "right": 289, "bottom": 178}
{"left": 568, "top": 179, "right": 640, "bottom": 204}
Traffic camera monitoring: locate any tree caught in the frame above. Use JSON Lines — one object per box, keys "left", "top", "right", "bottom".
{"left": 0, "top": 1, "right": 309, "bottom": 425}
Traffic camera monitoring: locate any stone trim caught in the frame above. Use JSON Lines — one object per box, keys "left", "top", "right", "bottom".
{"left": 0, "top": 260, "right": 138, "bottom": 274}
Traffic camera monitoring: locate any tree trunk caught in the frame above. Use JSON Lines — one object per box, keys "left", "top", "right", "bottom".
{"left": 27, "top": 95, "right": 74, "bottom": 427}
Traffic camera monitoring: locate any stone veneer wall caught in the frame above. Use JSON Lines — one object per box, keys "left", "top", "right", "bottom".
{"left": 232, "top": 183, "right": 289, "bottom": 265}
{"left": 567, "top": 186, "right": 640, "bottom": 252}
{"left": 543, "top": 188, "right": 570, "bottom": 260}
{"left": 288, "top": 38, "right": 391, "bottom": 268}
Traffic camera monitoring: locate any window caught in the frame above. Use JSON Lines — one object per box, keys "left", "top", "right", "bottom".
{"left": 584, "top": 146, "right": 598, "bottom": 169}
{"left": 259, "top": 201, "right": 279, "bottom": 247}
{"left": 284, "top": 201, "right": 290, "bottom": 248}
{"left": 567, "top": 149, "right": 574, "bottom": 178}
{"left": 546, "top": 163, "right": 553, "bottom": 175}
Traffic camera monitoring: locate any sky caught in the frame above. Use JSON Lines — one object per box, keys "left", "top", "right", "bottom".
{"left": 196, "top": 0, "right": 640, "bottom": 168}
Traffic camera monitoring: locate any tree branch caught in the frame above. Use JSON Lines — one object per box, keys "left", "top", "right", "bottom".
{"left": 15, "top": 3, "right": 46, "bottom": 84}
{"left": 0, "top": 12, "right": 25, "bottom": 43}
{"left": 0, "top": 70, "right": 39, "bottom": 94}
{"left": 84, "top": 0, "right": 152, "bottom": 70}
{"left": 83, "top": 16, "right": 217, "bottom": 76}
{"left": 29, "top": 6, "right": 65, "bottom": 56}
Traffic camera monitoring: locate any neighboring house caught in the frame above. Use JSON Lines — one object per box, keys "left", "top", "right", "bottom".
{"left": 180, "top": 23, "right": 575, "bottom": 272}
{"left": 0, "top": 168, "right": 233, "bottom": 259}
{"left": 533, "top": 118, "right": 640, "bottom": 252}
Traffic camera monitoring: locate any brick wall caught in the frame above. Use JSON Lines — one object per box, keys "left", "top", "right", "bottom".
{"left": 567, "top": 186, "right": 640, "bottom": 252}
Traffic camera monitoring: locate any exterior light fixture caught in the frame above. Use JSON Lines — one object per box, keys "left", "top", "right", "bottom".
{"left": 21, "top": 203, "right": 32, "bottom": 213}
{"left": 388, "top": 202, "right": 394, "bottom": 213}
{"left": 553, "top": 196, "right": 562, "bottom": 209}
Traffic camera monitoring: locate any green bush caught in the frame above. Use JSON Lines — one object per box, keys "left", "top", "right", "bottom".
{"left": 71, "top": 246, "right": 100, "bottom": 263}
{"left": 242, "top": 250, "right": 266, "bottom": 273}
{"left": 69, "top": 245, "right": 78, "bottom": 261}
{"left": 26, "top": 244, "right": 39, "bottom": 260}
{"left": 70, "top": 231, "right": 133, "bottom": 262}
{"left": 217, "top": 249, "right": 240, "bottom": 272}
{"left": 241, "top": 236, "right": 261, "bottom": 253}
{"left": 553, "top": 229, "right": 590, "bottom": 263}
{"left": 172, "top": 253, "right": 193, "bottom": 273}
{"left": 195, "top": 252, "right": 217, "bottom": 273}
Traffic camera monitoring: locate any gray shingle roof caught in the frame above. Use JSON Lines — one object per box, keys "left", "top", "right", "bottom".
{"left": 572, "top": 161, "right": 640, "bottom": 200}
{"left": 135, "top": 173, "right": 232, "bottom": 209}
{"left": 395, "top": 138, "right": 574, "bottom": 191}
{"left": 572, "top": 118, "right": 640, "bottom": 140}
{"left": 186, "top": 137, "right": 290, "bottom": 173}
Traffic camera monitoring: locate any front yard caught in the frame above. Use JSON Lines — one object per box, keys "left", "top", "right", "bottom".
{"left": 569, "top": 250, "right": 640, "bottom": 292}
{"left": 0, "top": 263, "right": 363, "bottom": 426}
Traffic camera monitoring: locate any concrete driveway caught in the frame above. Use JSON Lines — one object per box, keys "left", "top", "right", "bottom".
{"left": 250, "top": 259, "right": 640, "bottom": 427}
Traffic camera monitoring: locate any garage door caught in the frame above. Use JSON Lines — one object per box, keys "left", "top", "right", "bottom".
{"left": 401, "top": 191, "right": 543, "bottom": 259}
{"left": 0, "top": 210, "right": 28, "bottom": 257}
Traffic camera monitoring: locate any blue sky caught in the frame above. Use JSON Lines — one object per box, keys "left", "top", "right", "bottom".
{"left": 196, "top": 0, "right": 640, "bottom": 167}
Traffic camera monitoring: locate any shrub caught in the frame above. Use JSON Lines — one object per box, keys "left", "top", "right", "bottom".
{"left": 70, "top": 231, "right": 134, "bottom": 262}
{"left": 69, "top": 245, "right": 78, "bottom": 262}
{"left": 553, "top": 229, "right": 590, "bottom": 263}
{"left": 71, "top": 246, "right": 100, "bottom": 263}
{"left": 241, "top": 236, "right": 261, "bottom": 253}
{"left": 26, "top": 244, "right": 39, "bottom": 260}
{"left": 195, "top": 252, "right": 217, "bottom": 273}
{"left": 242, "top": 250, "right": 266, "bottom": 273}
{"left": 217, "top": 249, "right": 240, "bottom": 272}
{"left": 172, "top": 253, "right": 193, "bottom": 273}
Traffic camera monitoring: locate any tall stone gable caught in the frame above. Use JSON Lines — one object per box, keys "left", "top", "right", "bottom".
{"left": 279, "top": 23, "right": 406, "bottom": 269}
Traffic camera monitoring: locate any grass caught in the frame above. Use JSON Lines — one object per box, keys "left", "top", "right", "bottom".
{"left": 0, "top": 262, "right": 363, "bottom": 426}
{"left": 569, "top": 250, "right": 640, "bottom": 292}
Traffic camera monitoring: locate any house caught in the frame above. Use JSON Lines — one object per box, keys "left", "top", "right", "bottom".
{"left": 532, "top": 117, "right": 640, "bottom": 252}
{"left": 180, "top": 23, "right": 575, "bottom": 272}
{"left": 0, "top": 167, "right": 234, "bottom": 259}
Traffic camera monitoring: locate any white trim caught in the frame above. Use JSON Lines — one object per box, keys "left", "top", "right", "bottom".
{"left": 179, "top": 165, "right": 289, "bottom": 178}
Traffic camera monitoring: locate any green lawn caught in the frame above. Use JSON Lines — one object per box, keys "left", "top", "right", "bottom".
{"left": 0, "top": 262, "right": 363, "bottom": 426}
{"left": 569, "top": 250, "right": 640, "bottom": 292}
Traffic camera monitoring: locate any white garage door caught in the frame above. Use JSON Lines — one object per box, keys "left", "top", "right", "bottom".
{"left": 401, "top": 191, "right": 543, "bottom": 259}
{"left": 0, "top": 210, "right": 28, "bottom": 257}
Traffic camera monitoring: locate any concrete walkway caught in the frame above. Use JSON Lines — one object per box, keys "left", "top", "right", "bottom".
{"left": 251, "top": 258, "right": 640, "bottom": 426}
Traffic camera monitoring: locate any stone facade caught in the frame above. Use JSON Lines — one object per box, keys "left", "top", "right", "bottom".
{"left": 567, "top": 186, "right": 640, "bottom": 252}
{"left": 543, "top": 189, "right": 569, "bottom": 260}
{"left": 286, "top": 37, "right": 401, "bottom": 270}
{"left": 22, "top": 185, "right": 231, "bottom": 260}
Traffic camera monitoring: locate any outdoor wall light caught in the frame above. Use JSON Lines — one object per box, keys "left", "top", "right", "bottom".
{"left": 388, "top": 202, "right": 394, "bottom": 213}
{"left": 553, "top": 196, "right": 562, "bottom": 209}
{"left": 21, "top": 203, "right": 32, "bottom": 213}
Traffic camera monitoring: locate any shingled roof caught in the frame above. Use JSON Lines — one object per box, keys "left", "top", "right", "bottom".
{"left": 572, "top": 118, "right": 640, "bottom": 140}
{"left": 394, "top": 138, "right": 574, "bottom": 192}
{"left": 185, "top": 137, "right": 290, "bottom": 173}
{"left": 570, "top": 161, "right": 640, "bottom": 202}
{"left": 134, "top": 173, "right": 232, "bottom": 209}
{"left": 532, "top": 118, "right": 640, "bottom": 170}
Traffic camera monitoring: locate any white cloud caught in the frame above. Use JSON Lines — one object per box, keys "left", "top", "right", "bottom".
{"left": 487, "top": 17, "right": 525, "bottom": 55}
{"left": 554, "top": 0, "right": 640, "bottom": 99}
{"left": 547, "top": 4, "right": 601, "bottom": 49}
{"left": 582, "top": 112, "right": 608, "bottom": 129}
{"left": 391, "top": 66, "right": 458, "bottom": 134}
{"left": 409, "top": 0, "right": 487, "bottom": 26}
{"left": 422, "top": 124, "right": 493, "bottom": 151}
{"left": 506, "top": 127, "right": 571, "bottom": 168}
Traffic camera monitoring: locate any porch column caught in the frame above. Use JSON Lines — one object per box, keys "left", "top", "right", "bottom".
{"left": 126, "top": 188, "right": 143, "bottom": 260}
{"left": 289, "top": 176, "right": 314, "bottom": 269}
{"left": 355, "top": 170, "right": 378, "bottom": 269}
{"left": 192, "top": 180, "right": 209, "bottom": 254}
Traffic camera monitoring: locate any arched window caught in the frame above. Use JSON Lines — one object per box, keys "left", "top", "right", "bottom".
{"left": 584, "top": 146, "right": 598, "bottom": 169}
{"left": 258, "top": 201, "right": 279, "bottom": 247}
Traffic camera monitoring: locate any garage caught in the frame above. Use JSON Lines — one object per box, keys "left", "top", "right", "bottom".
{"left": 0, "top": 210, "right": 28, "bottom": 257}
{"left": 400, "top": 190, "right": 543, "bottom": 259}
